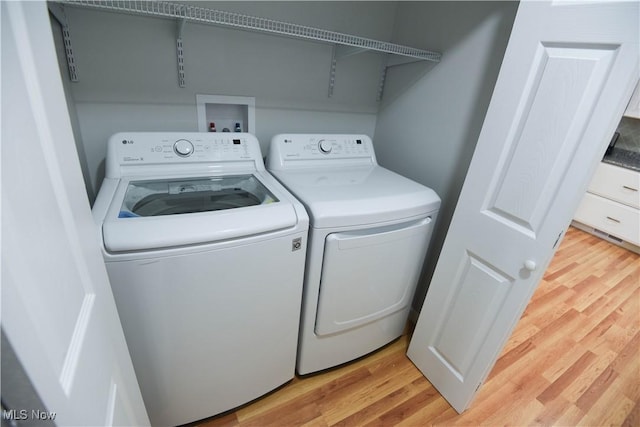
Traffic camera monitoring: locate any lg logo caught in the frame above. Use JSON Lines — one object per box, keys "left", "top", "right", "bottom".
{"left": 121, "top": 139, "right": 134, "bottom": 145}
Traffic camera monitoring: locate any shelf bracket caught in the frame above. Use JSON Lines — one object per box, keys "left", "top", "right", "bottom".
{"left": 328, "top": 45, "right": 372, "bottom": 98}
{"left": 48, "top": 3, "right": 79, "bottom": 82}
{"left": 176, "top": 18, "right": 186, "bottom": 88}
{"left": 376, "top": 55, "right": 390, "bottom": 102}
{"left": 328, "top": 45, "right": 337, "bottom": 97}
{"left": 330, "top": 45, "right": 432, "bottom": 101}
{"left": 335, "top": 45, "right": 369, "bottom": 60}
{"left": 376, "top": 55, "right": 437, "bottom": 102}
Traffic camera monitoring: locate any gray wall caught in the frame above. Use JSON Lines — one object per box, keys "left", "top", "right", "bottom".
{"left": 56, "top": 2, "right": 397, "bottom": 200}
{"left": 374, "top": 1, "right": 519, "bottom": 314}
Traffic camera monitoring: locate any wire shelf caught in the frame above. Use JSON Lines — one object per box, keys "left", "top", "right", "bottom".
{"left": 59, "top": 0, "right": 442, "bottom": 62}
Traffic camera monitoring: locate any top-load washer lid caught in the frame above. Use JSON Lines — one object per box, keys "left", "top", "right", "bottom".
{"left": 102, "top": 173, "right": 298, "bottom": 252}
{"left": 271, "top": 165, "right": 441, "bottom": 228}
{"left": 119, "top": 174, "right": 277, "bottom": 217}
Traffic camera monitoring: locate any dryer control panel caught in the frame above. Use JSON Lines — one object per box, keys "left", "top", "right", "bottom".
{"left": 106, "top": 132, "right": 264, "bottom": 178}
{"left": 267, "top": 134, "right": 376, "bottom": 170}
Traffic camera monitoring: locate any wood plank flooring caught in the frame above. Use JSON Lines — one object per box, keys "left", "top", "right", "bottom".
{"left": 197, "top": 227, "right": 639, "bottom": 426}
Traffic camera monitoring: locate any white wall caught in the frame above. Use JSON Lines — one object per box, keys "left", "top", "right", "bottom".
{"left": 55, "top": 2, "right": 398, "bottom": 200}
{"left": 374, "top": 1, "right": 519, "bottom": 313}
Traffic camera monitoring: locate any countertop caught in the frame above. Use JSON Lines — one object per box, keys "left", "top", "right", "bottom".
{"left": 603, "top": 117, "right": 640, "bottom": 172}
{"left": 602, "top": 147, "right": 640, "bottom": 172}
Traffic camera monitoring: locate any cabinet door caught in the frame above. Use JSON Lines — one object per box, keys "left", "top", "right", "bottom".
{"left": 315, "top": 217, "right": 432, "bottom": 335}
{"left": 574, "top": 193, "right": 640, "bottom": 246}
{"left": 408, "top": 0, "right": 639, "bottom": 414}
{"left": 588, "top": 162, "right": 640, "bottom": 209}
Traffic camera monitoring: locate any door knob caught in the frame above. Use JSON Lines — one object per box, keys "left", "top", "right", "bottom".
{"left": 524, "top": 260, "right": 537, "bottom": 271}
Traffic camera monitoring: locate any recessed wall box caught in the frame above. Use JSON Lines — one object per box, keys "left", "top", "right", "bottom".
{"left": 196, "top": 94, "right": 255, "bottom": 134}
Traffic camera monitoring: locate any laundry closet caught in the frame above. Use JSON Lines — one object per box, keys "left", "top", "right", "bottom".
{"left": 7, "top": 1, "right": 632, "bottom": 424}
{"left": 50, "top": 1, "right": 519, "bottom": 315}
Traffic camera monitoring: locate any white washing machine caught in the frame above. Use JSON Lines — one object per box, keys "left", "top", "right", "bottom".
{"left": 267, "top": 134, "right": 441, "bottom": 375}
{"left": 92, "top": 132, "right": 308, "bottom": 426}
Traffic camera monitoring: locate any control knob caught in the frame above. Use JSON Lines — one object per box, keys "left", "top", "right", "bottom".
{"left": 173, "top": 139, "right": 194, "bottom": 157}
{"left": 318, "top": 139, "right": 332, "bottom": 154}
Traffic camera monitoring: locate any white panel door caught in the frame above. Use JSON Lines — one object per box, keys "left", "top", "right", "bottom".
{"left": 1, "top": 2, "right": 149, "bottom": 425}
{"left": 407, "top": 0, "right": 639, "bottom": 413}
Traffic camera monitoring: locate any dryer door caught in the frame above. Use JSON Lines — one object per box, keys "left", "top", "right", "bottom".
{"left": 315, "top": 216, "right": 433, "bottom": 336}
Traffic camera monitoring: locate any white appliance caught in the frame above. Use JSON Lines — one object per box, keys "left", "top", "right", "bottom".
{"left": 267, "top": 134, "right": 440, "bottom": 375}
{"left": 92, "top": 132, "right": 308, "bottom": 426}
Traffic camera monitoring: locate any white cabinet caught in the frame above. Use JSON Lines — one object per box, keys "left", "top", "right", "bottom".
{"left": 588, "top": 162, "right": 640, "bottom": 207}
{"left": 574, "top": 162, "right": 640, "bottom": 251}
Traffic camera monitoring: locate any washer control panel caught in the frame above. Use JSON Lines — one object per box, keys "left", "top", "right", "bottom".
{"left": 109, "top": 133, "right": 257, "bottom": 165}
{"left": 106, "top": 132, "right": 264, "bottom": 178}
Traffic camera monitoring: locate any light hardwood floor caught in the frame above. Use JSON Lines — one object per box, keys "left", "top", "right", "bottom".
{"left": 198, "top": 227, "right": 639, "bottom": 426}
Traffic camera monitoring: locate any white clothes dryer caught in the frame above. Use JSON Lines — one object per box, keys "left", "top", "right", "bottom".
{"left": 267, "top": 134, "right": 440, "bottom": 375}
{"left": 92, "top": 132, "right": 308, "bottom": 426}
